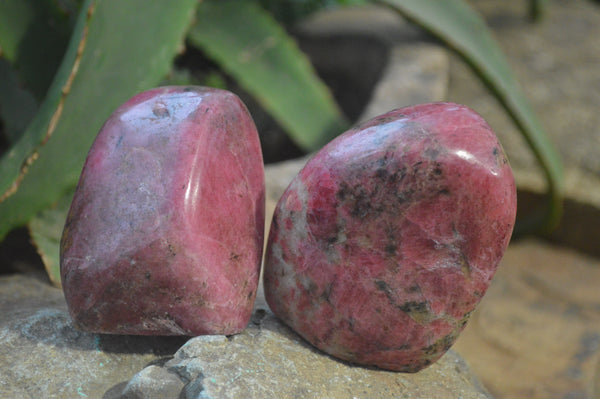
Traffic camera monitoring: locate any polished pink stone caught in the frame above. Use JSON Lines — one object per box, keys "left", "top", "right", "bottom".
{"left": 264, "top": 102, "right": 516, "bottom": 371}
{"left": 60, "top": 86, "right": 265, "bottom": 335}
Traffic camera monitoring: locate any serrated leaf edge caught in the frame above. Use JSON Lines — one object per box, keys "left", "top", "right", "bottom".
{"left": 0, "top": 2, "right": 96, "bottom": 204}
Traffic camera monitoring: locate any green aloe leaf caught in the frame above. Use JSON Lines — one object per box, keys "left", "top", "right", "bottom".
{"left": 0, "top": 1, "right": 33, "bottom": 62}
{"left": 529, "top": 0, "right": 549, "bottom": 22}
{"left": 377, "top": 0, "right": 564, "bottom": 234}
{"left": 0, "top": 59, "right": 38, "bottom": 143}
{"left": 0, "top": 0, "right": 198, "bottom": 240}
{"left": 0, "top": 0, "right": 78, "bottom": 100}
{"left": 189, "top": 0, "right": 349, "bottom": 151}
{"left": 28, "top": 189, "right": 74, "bottom": 287}
{"left": 0, "top": 0, "right": 93, "bottom": 205}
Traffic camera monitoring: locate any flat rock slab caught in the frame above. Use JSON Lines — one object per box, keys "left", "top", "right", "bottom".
{"left": 0, "top": 273, "right": 491, "bottom": 399}
{"left": 121, "top": 301, "right": 492, "bottom": 399}
{"left": 0, "top": 274, "right": 187, "bottom": 398}
{"left": 454, "top": 239, "right": 600, "bottom": 398}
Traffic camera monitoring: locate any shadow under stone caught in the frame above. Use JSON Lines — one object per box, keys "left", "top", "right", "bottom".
{"left": 96, "top": 333, "right": 190, "bottom": 356}
{"left": 2, "top": 274, "right": 189, "bottom": 357}
{"left": 14, "top": 306, "right": 189, "bottom": 356}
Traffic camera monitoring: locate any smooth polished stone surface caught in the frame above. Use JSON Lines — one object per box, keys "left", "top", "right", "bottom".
{"left": 264, "top": 102, "right": 516, "bottom": 372}
{"left": 60, "top": 86, "right": 265, "bottom": 336}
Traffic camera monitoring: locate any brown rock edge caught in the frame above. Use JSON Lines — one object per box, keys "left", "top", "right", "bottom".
{"left": 453, "top": 239, "right": 600, "bottom": 398}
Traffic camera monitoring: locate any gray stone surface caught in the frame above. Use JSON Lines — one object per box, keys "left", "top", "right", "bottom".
{"left": 120, "top": 365, "right": 185, "bottom": 399}
{"left": 0, "top": 272, "right": 492, "bottom": 398}
{"left": 123, "top": 304, "right": 492, "bottom": 399}
{"left": 0, "top": 274, "right": 187, "bottom": 398}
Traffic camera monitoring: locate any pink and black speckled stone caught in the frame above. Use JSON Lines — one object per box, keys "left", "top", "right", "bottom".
{"left": 264, "top": 102, "right": 516, "bottom": 372}
{"left": 60, "top": 86, "right": 265, "bottom": 336}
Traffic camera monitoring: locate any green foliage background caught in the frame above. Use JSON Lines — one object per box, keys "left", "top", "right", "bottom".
{"left": 0, "top": 0, "right": 563, "bottom": 285}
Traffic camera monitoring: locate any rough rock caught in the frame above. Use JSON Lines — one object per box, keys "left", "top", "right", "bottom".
{"left": 122, "top": 293, "right": 492, "bottom": 399}
{"left": 0, "top": 274, "right": 187, "bottom": 398}
{"left": 120, "top": 365, "right": 185, "bottom": 399}
{"left": 0, "top": 273, "right": 492, "bottom": 398}
{"left": 454, "top": 239, "right": 600, "bottom": 398}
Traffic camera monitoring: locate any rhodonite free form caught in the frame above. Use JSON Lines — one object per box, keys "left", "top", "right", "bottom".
{"left": 60, "top": 86, "right": 265, "bottom": 335}
{"left": 264, "top": 102, "right": 516, "bottom": 372}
